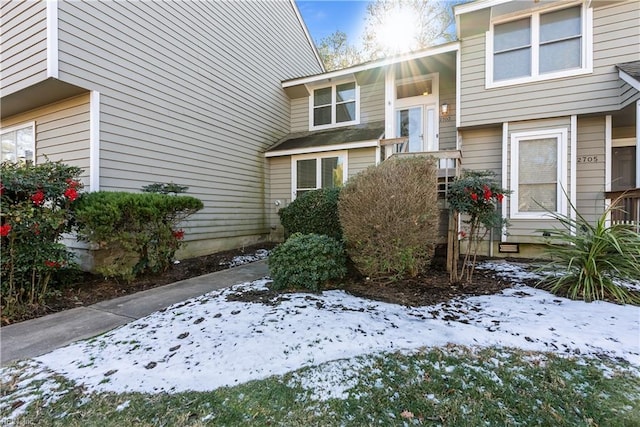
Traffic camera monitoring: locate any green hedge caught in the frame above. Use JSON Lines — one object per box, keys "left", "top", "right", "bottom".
{"left": 75, "top": 191, "right": 203, "bottom": 281}
{"left": 268, "top": 233, "right": 347, "bottom": 291}
{"left": 278, "top": 187, "right": 342, "bottom": 240}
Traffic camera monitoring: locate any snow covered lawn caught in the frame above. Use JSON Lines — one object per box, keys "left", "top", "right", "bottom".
{"left": 2, "top": 260, "right": 639, "bottom": 423}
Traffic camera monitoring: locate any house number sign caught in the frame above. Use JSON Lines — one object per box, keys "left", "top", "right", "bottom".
{"left": 577, "top": 156, "right": 599, "bottom": 163}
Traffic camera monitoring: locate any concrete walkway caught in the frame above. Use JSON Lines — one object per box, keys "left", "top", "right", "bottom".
{"left": 0, "top": 260, "right": 269, "bottom": 366}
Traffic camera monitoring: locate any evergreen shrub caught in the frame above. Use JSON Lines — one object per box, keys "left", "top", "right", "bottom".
{"left": 268, "top": 233, "right": 347, "bottom": 291}
{"left": 74, "top": 191, "right": 203, "bottom": 281}
{"left": 278, "top": 187, "right": 342, "bottom": 240}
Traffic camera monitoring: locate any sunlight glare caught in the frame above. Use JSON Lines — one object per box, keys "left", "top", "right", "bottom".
{"left": 375, "top": 5, "right": 421, "bottom": 55}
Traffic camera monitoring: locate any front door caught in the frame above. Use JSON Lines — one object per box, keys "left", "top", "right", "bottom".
{"left": 395, "top": 105, "right": 437, "bottom": 153}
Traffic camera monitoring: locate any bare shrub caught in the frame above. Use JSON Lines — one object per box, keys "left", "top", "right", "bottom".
{"left": 338, "top": 156, "right": 440, "bottom": 279}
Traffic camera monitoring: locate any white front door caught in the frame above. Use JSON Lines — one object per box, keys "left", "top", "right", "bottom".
{"left": 395, "top": 104, "right": 437, "bottom": 152}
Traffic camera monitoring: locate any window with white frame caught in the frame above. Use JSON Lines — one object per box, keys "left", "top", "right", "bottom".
{"left": 311, "top": 82, "right": 358, "bottom": 129}
{"left": 292, "top": 152, "right": 347, "bottom": 198}
{"left": 510, "top": 129, "right": 567, "bottom": 218}
{"left": 1, "top": 122, "right": 35, "bottom": 164}
{"left": 490, "top": 4, "right": 589, "bottom": 85}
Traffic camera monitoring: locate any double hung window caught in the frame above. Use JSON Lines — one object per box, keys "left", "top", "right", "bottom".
{"left": 511, "top": 129, "right": 567, "bottom": 218}
{"left": 490, "top": 4, "right": 588, "bottom": 85}
{"left": 311, "top": 82, "right": 357, "bottom": 129}
{"left": 293, "top": 152, "right": 346, "bottom": 198}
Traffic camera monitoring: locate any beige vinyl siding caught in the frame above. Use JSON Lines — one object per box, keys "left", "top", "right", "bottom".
{"left": 459, "top": 1, "right": 640, "bottom": 127}
{"left": 0, "top": 94, "right": 90, "bottom": 185}
{"left": 0, "top": 0, "right": 48, "bottom": 97}
{"left": 54, "top": 1, "right": 322, "bottom": 256}
{"left": 620, "top": 81, "right": 640, "bottom": 107}
{"left": 439, "top": 76, "right": 457, "bottom": 150}
{"left": 460, "top": 126, "right": 502, "bottom": 175}
{"left": 267, "top": 156, "right": 291, "bottom": 239}
{"left": 360, "top": 79, "right": 385, "bottom": 124}
{"left": 576, "top": 116, "right": 606, "bottom": 224}
{"left": 348, "top": 147, "right": 377, "bottom": 178}
{"left": 290, "top": 97, "right": 309, "bottom": 132}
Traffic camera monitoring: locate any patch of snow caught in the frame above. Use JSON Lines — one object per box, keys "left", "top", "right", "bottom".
{"left": 0, "top": 360, "right": 67, "bottom": 424}
{"left": 116, "top": 400, "right": 130, "bottom": 411}
{"left": 29, "top": 274, "right": 639, "bottom": 396}
{"left": 1, "top": 261, "right": 639, "bottom": 422}
{"left": 221, "top": 249, "right": 270, "bottom": 268}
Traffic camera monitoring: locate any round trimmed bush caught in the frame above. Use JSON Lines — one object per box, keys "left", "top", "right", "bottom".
{"left": 278, "top": 187, "right": 342, "bottom": 240}
{"left": 268, "top": 233, "right": 347, "bottom": 291}
{"left": 338, "top": 156, "right": 440, "bottom": 280}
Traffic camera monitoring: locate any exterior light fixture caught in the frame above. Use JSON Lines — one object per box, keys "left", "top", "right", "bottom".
{"left": 440, "top": 103, "right": 449, "bottom": 116}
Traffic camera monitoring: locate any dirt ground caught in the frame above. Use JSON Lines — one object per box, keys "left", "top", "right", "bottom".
{"left": 4, "top": 243, "right": 525, "bottom": 325}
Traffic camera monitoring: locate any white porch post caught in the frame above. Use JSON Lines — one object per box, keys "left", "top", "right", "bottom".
{"left": 89, "top": 91, "right": 101, "bottom": 192}
{"left": 384, "top": 66, "right": 396, "bottom": 159}
{"left": 636, "top": 100, "right": 640, "bottom": 188}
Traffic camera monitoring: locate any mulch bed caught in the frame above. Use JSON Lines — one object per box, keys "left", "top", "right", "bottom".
{"left": 2, "top": 243, "right": 522, "bottom": 326}
{"left": 341, "top": 268, "right": 515, "bottom": 307}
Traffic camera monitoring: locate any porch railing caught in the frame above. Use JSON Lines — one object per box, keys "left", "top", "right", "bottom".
{"left": 605, "top": 189, "right": 640, "bottom": 232}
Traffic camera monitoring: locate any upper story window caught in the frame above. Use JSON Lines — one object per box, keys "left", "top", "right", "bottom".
{"left": 1, "top": 122, "right": 35, "bottom": 164}
{"left": 310, "top": 82, "right": 358, "bottom": 130}
{"left": 489, "top": 4, "right": 591, "bottom": 87}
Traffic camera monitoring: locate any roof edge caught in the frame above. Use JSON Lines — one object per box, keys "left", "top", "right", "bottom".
{"left": 454, "top": 0, "right": 511, "bottom": 16}
{"left": 289, "top": 0, "right": 326, "bottom": 73}
{"left": 282, "top": 42, "right": 459, "bottom": 88}
{"left": 265, "top": 140, "right": 380, "bottom": 158}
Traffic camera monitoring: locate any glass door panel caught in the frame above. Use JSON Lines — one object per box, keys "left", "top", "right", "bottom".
{"left": 396, "top": 107, "right": 423, "bottom": 152}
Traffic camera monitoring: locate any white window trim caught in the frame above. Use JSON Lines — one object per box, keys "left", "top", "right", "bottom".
{"left": 394, "top": 74, "right": 440, "bottom": 109}
{"left": 46, "top": 0, "right": 58, "bottom": 78}
{"left": 89, "top": 91, "right": 100, "bottom": 191}
{"left": 485, "top": 2, "right": 593, "bottom": 89}
{"left": 0, "top": 121, "right": 36, "bottom": 164}
{"left": 510, "top": 128, "right": 568, "bottom": 219}
{"left": 308, "top": 80, "right": 360, "bottom": 131}
{"left": 291, "top": 150, "right": 348, "bottom": 200}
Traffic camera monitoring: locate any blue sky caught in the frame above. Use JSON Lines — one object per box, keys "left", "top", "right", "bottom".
{"left": 296, "top": 1, "right": 372, "bottom": 45}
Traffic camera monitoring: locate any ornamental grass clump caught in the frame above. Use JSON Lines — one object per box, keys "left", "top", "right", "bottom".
{"left": 268, "top": 233, "right": 347, "bottom": 291}
{"left": 1, "top": 160, "right": 83, "bottom": 317}
{"left": 536, "top": 197, "right": 640, "bottom": 305}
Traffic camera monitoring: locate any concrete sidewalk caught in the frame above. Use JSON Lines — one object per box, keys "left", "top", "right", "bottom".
{"left": 0, "top": 260, "right": 269, "bottom": 366}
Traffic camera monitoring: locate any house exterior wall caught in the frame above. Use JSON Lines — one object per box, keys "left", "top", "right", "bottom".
{"left": 347, "top": 147, "right": 377, "bottom": 178}
{"left": 0, "top": 0, "right": 48, "bottom": 97}
{"left": 459, "top": 0, "right": 640, "bottom": 128}
{"left": 439, "top": 77, "right": 457, "bottom": 151}
{"left": 50, "top": 0, "right": 322, "bottom": 256}
{"left": 290, "top": 97, "right": 308, "bottom": 133}
{"left": 0, "top": 94, "right": 91, "bottom": 185}
{"left": 459, "top": 126, "right": 503, "bottom": 176}
{"left": 359, "top": 79, "right": 385, "bottom": 126}
{"left": 267, "top": 147, "right": 377, "bottom": 240}
{"left": 576, "top": 116, "right": 606, "bottom": 224}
